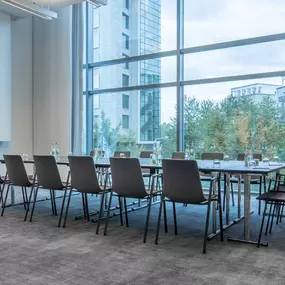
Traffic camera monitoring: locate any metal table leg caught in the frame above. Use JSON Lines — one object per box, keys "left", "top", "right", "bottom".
{"left": 238, "top": 175, "right": 242, "bottom": 219}
{"left": 212, "top": 179, "right": 217, "bottom": 233}
{"left": 228, "top": 174, "right": 268, "bottom": 246}
{"left": 226, "top": 173, "right": 230, "bottom": 225}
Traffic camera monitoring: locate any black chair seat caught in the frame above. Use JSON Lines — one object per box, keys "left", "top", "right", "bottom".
{"left": 257, "top": 191, "right": 285, "bottom": 202}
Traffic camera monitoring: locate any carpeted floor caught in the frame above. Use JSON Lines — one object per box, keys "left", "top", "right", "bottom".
{"left": 0, "top": 189, "right": 285, "bottom": 285}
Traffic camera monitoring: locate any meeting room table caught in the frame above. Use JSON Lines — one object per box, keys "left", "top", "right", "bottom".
{"left": 1, "top": 156, "right": 285, "bottom": 246}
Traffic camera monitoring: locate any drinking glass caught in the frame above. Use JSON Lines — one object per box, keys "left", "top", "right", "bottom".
{"left": 263, "top": 157, "right": 269, "bottom": 166}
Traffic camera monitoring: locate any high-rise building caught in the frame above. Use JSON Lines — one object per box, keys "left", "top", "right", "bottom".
{"left": 92, "top": 0, "right": 161, "bottom": 148}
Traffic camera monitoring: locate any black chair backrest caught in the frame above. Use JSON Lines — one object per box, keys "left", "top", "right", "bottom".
{"left": 172, "top": 152, "right": 185, "bottom": 159}
{"left": 3, "top": 155, "right": 31, "bottom": 187}
{"left": 237, "top": 153, "right": 262, "bottom": 161}
{"left": 114, "top": 151, "right": 131, "bottom": 158}
{"left": 110, "top": 157, "right": 147, "bottom": 198}
{"left": 201, "top": 152, "right": 224, "bottom": 160}
{"left": 162, "top": 159, "right": 206, "bottom": 204}
{"left": 33, "top": 155, "right": 64, "bottom": 190}
{"left": 140, "top": 151, "right": 153, "bottom": 158}
{"left": 68, "top": 156, "right": 102, "bottom": 193}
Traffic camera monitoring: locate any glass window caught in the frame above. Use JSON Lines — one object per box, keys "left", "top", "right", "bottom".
{"left": 93, "top": 29, "right": 100, "bottom": 48}
{"left": 122, "top": 94, "right": 129, "bottom": 109}
{"left": 122, "top": 13, "right": 129, "bottom": 29}
{"left": 92, "top": 56, "right": 176, "bottom": 90}
{"left": 183, "top": 77, "right": 285, "bottom": 161}
{"left": 124, "top": 0, "right": 129, "bottom": 9}
{"left": 93, "top": 11, "right": 100, "bottom": 28}
{"left": 122, "top": 115, "right": 130, "bottom": 129}
{"left": 88, "top": 0, "right": 176, "bottom": 62}
{"left": 184, "top": 40, "right": 285, "bottom": 81}
{"left": 91, "top": 88, "right": 176, "bottom": 157}
{"left": 122, "top": 53, "right": 129, "bottom": 69}
{"left": 122, "top": 33, "right": 129, "bottom": 49}
{"left": 93, "top": 69, "right": 100, "bottom": 89}
{"left": 184, "top": 0, "right": 285, "bottom": 48}
{"left": 122, "top": 74, "right": 129, "bottom": 87}
{"left": 94, "top": 94, "right": 100, "bottom": 109}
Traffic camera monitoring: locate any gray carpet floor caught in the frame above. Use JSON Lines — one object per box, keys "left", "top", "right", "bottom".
{"left": 0, "top": 189, "right": 285, "bottom": 285}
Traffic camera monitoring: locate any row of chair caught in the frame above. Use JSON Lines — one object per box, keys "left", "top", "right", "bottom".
{"left": 0, "top": 154, "right": 224, "bottom": 253}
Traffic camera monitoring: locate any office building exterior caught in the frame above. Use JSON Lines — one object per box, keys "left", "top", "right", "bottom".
{"left": 92, "top": 0, "right": 161, "bottom": 146}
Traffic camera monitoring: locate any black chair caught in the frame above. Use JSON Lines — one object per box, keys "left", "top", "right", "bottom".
{"left": 62, "top": 156, "right": 111, "bottom": 232}
{"left": 1, "top": 155, "right": 35, "bottom": 217}
{"left": 200, "top": 152, "right": 230, "bottom": 210}
{"left": 172, "top": 152, "right": 185, "bottom": 159}
{"left": 104, "top": 157, "right": 159, "bottom": 243}
{"left": 257, "top": 174, "right": 285, "bottom": 247}
{"left": 231, "top": 153, "right": 266, "bottom": 214}
{"left": 155, "top": 159, "right": 223, "bottom": 254}
{"left": 25, "top": 155, "right": 69, "bottom": 223}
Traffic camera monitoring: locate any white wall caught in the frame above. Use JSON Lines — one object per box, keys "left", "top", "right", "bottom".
{"left": 10, "top": 17, "right": 33, "bottom": 155}
{"left": 0, "top": 12, "right": 11, "bottom": 144}
{"left": 33, "top": 7, "right": 72, "bottom": 156}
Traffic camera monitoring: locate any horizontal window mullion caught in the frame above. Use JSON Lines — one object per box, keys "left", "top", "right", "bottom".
{"left": 88, "top": 82, "right": 177, "bottom": 95}
{"left": 88, "top": 50, "right": 176, "bottom": 68}
{"left": 181, "top": 32, "right": 285, "bottom": 55}
{"left": 181, "top": 70, "right": 285, "bottom": 86}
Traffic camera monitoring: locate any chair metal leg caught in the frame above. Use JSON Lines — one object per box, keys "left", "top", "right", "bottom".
{"left": 163, "top": 200, "right": 168, "bottom": 233}
{"left": 63, "top": 189, "right": 73, "bottom": 228}
{"left": 269, "top": 203, "right": 276, "bottom": 234}
{"left": 85, "top": 193, "right": 90, "bottom": 221}
{"left": 280, "top": 203, "right": 284, "bottom": 223}
{"left": 50, "top": 190, "right": 55, "bottom": 215}
{"left": 104, "top": 191, "right": 108, "bottom": 210}
{"left": 104, "top": 191, "right": 114, "bottom": 236}
{"left": 124, "top": 197, "right": 129, "bottom": 227}
{"left": 96, "top": 191, "right": 106, "bottom": 235}
{"left": 1, "top": 183, "right": 11, "bottom": 216}
{"left": 218, "top": 186, "right": 224, "bottom": 242}
{"left": 22, "top": 187, "right": 27, "bottom": 210}
{"left": 24, "top": 187, "right": 29, "bottom": 211}
{"left": 223, "top": 174, "right": 226, "bottom": 211}
{"left": 53, "top": 190, "right": 57, "bottom": 216}
{"left": 118, "top": 196, "right": 123, "bottom": 226}
{"left": 265, "top": 202, "right": 273, "bottom": 236}
{"left": 203, "top": 182, "right": 213, "bottom": 254}
{"left": 258, "top": 200, "right": 268, "bottom": 248}
{"left": 58, "top": 188, "right": 68, "bottom": 227}
{"left": 172, "top": 202, "right": 178, "bottom": 235}
{"left": 143, "top": 196, "right": 153, "bottom": 243}
{"left": 155, "top": 195, "right": 164, "bottom": 245}
{"left": 29, "top": 186, "right": 39, "bottom": 222}
{"left": 24, "top": 186, "right": 34, "bottom": 221}
{"left": 276, "top": 203, "right": 281, "bottom": 225}
{"left": 81, "top": 193, "right": 87, "bottom": 220}
{"left": 203, "top": 200, "right": 212, "bottom": 254}
{"left": 231, "top": 183, "right": 235, "bottom": 207}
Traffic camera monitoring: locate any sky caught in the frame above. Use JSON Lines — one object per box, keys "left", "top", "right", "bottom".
{"left": 159, "top": 0, "right": 285, "bottom": 122}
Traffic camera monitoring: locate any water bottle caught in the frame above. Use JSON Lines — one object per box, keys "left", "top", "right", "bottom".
{"left": 50, "top": 142, "right": 55, "bottom": 156}
{"left": 55, "top": 142, "right": 60, "bottom": 160}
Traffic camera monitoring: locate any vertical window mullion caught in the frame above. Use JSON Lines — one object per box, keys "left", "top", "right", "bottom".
{"left": 176, "top": 0, "right": 184, "bottom": 151}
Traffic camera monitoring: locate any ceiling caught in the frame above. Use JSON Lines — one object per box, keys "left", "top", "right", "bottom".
{"left": 0, "top": 0, "right": 81, "bottom": 20}
{"left": 0, "top": 2, "right": 29, "bottom": 19}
